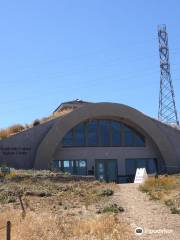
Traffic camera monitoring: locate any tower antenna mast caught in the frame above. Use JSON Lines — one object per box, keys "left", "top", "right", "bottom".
{"left": 158, "top": 24, "right": 179, "bottom": 125}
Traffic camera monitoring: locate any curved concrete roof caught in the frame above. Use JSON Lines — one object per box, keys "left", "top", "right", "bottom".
{"left": 34, "top": 102, "right": 176, "bottom": 171}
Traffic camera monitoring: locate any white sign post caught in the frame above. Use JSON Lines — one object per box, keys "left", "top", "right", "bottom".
{"left": 134, "top": 168, "right": 148, "bottom": 184}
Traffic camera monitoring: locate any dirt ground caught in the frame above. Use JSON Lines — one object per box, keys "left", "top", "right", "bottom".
{"left": 116, "top": 183, "right": 180, "bottom": 240}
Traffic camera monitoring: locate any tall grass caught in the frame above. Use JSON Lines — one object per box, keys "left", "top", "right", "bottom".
{"left": 0, "top": 109, "right": 71, "bottom": 139}
{"left": 139, "top": 176, "right": 177, "bottom": 193}
{"left": 0, "top": 209, "right": 132, "bottom": 240}
{"left": 0, "top": 124, "right": 25, "bottom": 139}
{"left": 139, "top": 175, "right": 180, "bottom": 214}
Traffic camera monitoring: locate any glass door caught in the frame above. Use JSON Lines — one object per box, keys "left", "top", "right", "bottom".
{"left": 95, "top": 159, "right": 117, "bottom": 182}
{"left": 95, "top": 160, "right": 105, "bottom": 181}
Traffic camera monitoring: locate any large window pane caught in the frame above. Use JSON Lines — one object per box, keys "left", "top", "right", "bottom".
{"left": 62, "top": 120, "right": 145, "bottom": 148}
{"left": 136, "top": 159, "right": 146, "bottom": 168}
{"left": 87, "top": 120, "right": 98, "bottom": 146}
{"left": 111, "top": 121, "right": 121, "bottom": 146}
{"left": 75, "top": 123, "right": 85, "bottom": 146}
{"left": 99, "top": 120, "right": 110, "bottom": 146}
{"left": 124, "top": 126, "right": 134, "bottom": 146}
{"left": 126, "top": 159, "right": 136, "bottom": 175}
{"left": 147, "top": 159, "right": 157, "bottom": 174}
{"left": 52, "top": 160, "right": 59, "bottom": 169}
{"left": 63, "top": 130, "right": 73, "bottom": 146}
{"left": 76, "top": 160, "right": 87, "bottom": 175}
{"left": 134, "top": 133, "right": 145, "bottom": 147}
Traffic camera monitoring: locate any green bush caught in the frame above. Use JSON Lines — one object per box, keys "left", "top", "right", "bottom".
{"left": 102, "top": 204, "right": 124, "bottom": 214}
{"left": 98, "top": 189, "right": 114, "bottom": 197}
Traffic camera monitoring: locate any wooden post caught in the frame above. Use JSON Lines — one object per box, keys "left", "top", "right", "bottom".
{"left": 18, "top": 195, "right": 25, "bottom": 213}
{"left": 6, "top": 221, "right": 11, "bottom": 240}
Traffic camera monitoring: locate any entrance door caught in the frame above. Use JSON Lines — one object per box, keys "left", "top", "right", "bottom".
{"left": 95, "top": 159, "right": 118, "bottom": 182}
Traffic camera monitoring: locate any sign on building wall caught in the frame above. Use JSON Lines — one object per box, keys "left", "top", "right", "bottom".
{"left": 0, "top": 147, "right": 31, "bottom": 155}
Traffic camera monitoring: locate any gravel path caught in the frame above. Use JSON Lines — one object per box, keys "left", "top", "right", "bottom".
{"left": 115, "top": 183, "right": 180, "bottom": 240}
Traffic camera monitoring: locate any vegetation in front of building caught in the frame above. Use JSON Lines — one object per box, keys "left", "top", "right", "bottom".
{"left": 139, "top": 175, "right": 180, "bottom": 214}
{"left": 101, "top": 203, "right": 124, "bottom": 214}
{"left": 97, "top": 188, "right": 114, "bottom": 196}
{"left": 0, "top": 170, "right": 132, "bottom": 240}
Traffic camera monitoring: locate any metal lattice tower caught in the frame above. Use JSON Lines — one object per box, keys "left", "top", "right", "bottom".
{"left": 158, "top": 25, "right": 179, "bottom": 125}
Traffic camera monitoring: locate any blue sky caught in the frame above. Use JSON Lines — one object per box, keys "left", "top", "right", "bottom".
{"left": 0, "top": 0, "right": 180, "bottom": 128}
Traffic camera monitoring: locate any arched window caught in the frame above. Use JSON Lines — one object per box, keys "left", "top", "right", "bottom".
{"left": 63, "top": 119, "right": 145, "bottom": 147}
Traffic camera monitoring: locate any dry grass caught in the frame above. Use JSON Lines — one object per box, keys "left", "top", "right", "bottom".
{"left": 0, "top": 172, "right": 132, "bottom": 240}
{"left": 0, "top": 109, "right": 72, "bottom": 140}
{"left": 72, "top": 214, "right": 132, "bottom": 240}
{"left": 139, "top": 175, "right": 177, "bottom": 192}
{"left": 0, "top": 209, "right": 132, "bottom": 240}
{"left": 0, "top": 124, "right": 25, "bottom": 139}
{"left": 139, "top": 175, "right": 180, "bottom": 214}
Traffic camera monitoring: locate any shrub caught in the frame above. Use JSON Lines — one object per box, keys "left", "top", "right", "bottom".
{"left": 25, "top": 191, "right": 52, "bottom": 197}
{"left": 148, "top": 191, "right": 163, "bottom": 201}
{"left": 0, "top": 191, "right": 16, "bottom": 204}
{"left": 139, "top": 176, "right": 176, "bottom": 193}
{"left": 170, "top": 207, "right": 180, "bottom": 214}
{"left": 98, "top": 188, "right": 114, "bottom": 196}
{"left": 102, "top": 204, "right": 124, "bottom": 214}
{"left": 33, "top": 119, "right": 40, "bottom": 127}
{"left": 9, "top": 124, "right": 25, "bottom": 134}
{"left": 165, "top": 199, "right": 174, "bottom": 206}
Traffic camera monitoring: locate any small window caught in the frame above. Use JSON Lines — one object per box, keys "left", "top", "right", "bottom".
{"left": 64, "top": 160, "right": 70, "bottom": 168}
{"left": 63, "top": 160, "right": 73, "bottom": 174}
{"left": 79, "top": 160, "right": 86, "bottom": 167}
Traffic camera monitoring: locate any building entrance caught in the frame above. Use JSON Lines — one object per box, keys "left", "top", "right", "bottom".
{"left": 95, "top": 159, "right": 118, "bottom": 182}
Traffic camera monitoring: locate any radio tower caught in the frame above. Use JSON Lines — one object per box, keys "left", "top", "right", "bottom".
{"left": 158, "top": 25, "right": 179, "bottom": 125}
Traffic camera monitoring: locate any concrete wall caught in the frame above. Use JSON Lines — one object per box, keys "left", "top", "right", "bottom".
{"left": 0, "top": 119, "right": 57, "bottom": 169}
{"left": 152, "top": 119, "right": 180, "bottom": 172}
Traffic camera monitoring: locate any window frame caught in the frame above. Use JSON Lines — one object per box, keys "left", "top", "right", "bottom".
{"left": 62, "top": 119, "right": 145, "bottom": 148}
{"left": 52, "top": 159, "right": 87, "bottom": 175}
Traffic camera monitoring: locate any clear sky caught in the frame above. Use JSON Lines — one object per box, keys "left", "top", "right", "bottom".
{"left": 0, "top": 0, "right": 180, "bottom": 128}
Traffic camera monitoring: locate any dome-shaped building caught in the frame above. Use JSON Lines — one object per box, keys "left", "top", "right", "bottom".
{"left": 1, "top": 100, "right": 180, "bottom": 183}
